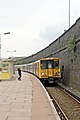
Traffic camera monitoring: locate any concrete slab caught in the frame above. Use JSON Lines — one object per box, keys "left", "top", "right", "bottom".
{"left": 0, "top": 72, "right": 32, "bottom": 120}
{"left": 30, "top": 74, "right": 61, "bottom": 120}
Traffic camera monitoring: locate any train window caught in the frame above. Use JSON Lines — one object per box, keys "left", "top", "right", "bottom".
{"left": 47, "top": 60, "right": 54, "bottom": 68}
{"left": 54, "top": 60, "right": 59, "bottom": 68}
{"left": 40, "top": 60, "right": 48, "bottom": 69}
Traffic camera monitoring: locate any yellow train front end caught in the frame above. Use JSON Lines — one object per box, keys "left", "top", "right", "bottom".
{"left": 38, "top": 58, "right": 61, "bottom": 83}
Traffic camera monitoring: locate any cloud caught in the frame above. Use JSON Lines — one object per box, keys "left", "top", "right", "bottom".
{"left": 0, "top": 0, "right": 80, "bottom": 58}
{"left": 39, "top": 22, "right": 66, "bottom": 42}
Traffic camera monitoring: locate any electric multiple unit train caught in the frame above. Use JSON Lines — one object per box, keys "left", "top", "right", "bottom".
{"left": 15, "top": 57, "right": 61, "bottom": 84}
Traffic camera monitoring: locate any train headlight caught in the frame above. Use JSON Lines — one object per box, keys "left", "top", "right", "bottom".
{"left": 55, "top": 71, "right": 60, "bottom": 76}
{"left": 41, "top": 72, "right": 46, "bottom": 76}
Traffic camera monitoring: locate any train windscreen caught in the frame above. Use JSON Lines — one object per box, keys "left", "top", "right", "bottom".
{"left": 54, "top": 60, "right": 59, "bottom": 68}
{"left": 40, "top": 60, "right": 59, "bottom": 69}
{"left": 40, "top": 60, "right": 47, "bottom": 69}
{"left": 40, "top": 60, "right": 54, "bottom": 69}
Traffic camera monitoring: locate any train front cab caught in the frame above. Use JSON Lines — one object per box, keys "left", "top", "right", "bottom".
{"left": 38, "top": 58, "right": 61, "bottom": 84}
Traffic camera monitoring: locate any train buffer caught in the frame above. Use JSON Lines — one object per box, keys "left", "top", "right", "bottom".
{"left": 0, "top": 72, "right": 61, "bottom": 120}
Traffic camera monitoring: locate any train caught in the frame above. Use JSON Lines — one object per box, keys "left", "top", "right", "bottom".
{"left": 15, "top": 57, "right": 61, "bottom": 84}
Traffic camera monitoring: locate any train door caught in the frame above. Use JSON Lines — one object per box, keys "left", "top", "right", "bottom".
{"left": 47, "top": 60, "right": 54, "bottom": 77}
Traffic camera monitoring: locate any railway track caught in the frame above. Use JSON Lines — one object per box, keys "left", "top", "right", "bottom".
{"left": 46, "top": 85, "right": 80, "bottom": 120}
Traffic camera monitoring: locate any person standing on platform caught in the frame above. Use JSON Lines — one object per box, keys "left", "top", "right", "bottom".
{"left": 18, "top": 68, "right": 21, "bottom": 80}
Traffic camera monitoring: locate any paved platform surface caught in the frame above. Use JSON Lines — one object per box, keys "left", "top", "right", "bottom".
{"left": 0, "top": 72, "right": 60, "bottom": 120}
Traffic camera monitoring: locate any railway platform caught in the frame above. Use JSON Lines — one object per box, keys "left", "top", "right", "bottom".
{"left": 0, "top": 72, "right": 60, "bottom": 120}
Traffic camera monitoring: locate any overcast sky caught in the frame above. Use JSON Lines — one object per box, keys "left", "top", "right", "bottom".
{"left": 0, "top": 0, "right": 80, "bottom": 58}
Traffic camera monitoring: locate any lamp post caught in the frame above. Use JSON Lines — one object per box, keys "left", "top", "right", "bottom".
{"left": 0, "top": 32, "right": 10, "bottom": 59}
{"left": 69, "top": 0, "right": 70, "bottom": 28}
{"left": 7, "top": 50, "right": 16, "bottom": 58}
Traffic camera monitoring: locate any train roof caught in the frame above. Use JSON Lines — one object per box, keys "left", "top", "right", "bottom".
{"left": 39, "top": 57, "right": 60, "bottom": 60}
{"left": 23, "top": 57, "right": 60, "bottom": 65}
